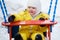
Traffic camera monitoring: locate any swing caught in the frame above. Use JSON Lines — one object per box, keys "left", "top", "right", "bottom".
{"left": 48, "top": 0, "right": 58, "bottom": 32}
{"left": 1, "top": 0, "right": 58, "bottom": 40}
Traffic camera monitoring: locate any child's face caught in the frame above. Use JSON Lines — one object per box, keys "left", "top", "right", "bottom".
{"left": 27, "top": 6, "right": 37, "bottom": 16}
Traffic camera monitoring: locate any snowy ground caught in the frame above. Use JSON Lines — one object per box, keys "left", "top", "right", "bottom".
{"left": 0, "top": 0, "right": 60, "bottom": 40}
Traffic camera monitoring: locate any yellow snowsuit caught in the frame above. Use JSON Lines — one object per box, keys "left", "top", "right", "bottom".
{"left": 10, "top": 10, "right": 49, "bottom": 40}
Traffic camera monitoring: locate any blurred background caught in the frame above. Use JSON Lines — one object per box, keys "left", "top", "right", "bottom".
{"left": 0, "top": 0, "right": 60, "bottom": 40}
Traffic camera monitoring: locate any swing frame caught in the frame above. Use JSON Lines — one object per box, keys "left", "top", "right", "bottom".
{"left": 2, "top": 20, "right": 57, "bottom": 40}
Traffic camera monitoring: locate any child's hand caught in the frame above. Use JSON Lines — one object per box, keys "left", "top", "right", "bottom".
{"left": 39, "top": 18, "right": 45, "bottom": 20}
{"left": 39, "top": 18, "right": 46, "bottom": 27}
{"left": 8, "top": 15, "right": 15, "bottom": 22}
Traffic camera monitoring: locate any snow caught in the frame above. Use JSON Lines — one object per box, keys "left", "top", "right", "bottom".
{"left": 0, "top": 0, "right": 60, "bottom": 40}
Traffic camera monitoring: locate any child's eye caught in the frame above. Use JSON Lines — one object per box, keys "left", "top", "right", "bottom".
{"left": 32, "top": 7, "right": 36, "bottom": 9}
{"left": 28, "top": 6, "right": 31, "bottom": 8}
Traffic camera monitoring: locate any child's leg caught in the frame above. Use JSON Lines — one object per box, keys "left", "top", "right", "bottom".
{"left": 12, "top": 25, "right": 19, "bottom": 38}
{"left": 31, "top": 32, "right": 45, "bottom": 40}
{"left": 14, "top": 32, "right": 28, "bottom": 40}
